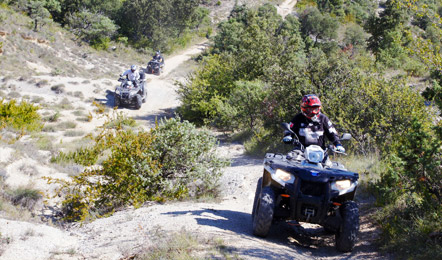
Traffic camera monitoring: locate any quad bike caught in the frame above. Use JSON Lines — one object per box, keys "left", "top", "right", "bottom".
{"left": 114, "top": 71, "right": 147, "bottom": 109}
{"left": 146, "top": 59, "right": 164, "bottom": 75}
{"left": 252, "top": 123, "right": 359, "bottom": 252}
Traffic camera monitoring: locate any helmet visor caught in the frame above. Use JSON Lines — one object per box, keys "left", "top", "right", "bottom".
{"left": 303, "top": 106, "right": 320, "bottom": 117}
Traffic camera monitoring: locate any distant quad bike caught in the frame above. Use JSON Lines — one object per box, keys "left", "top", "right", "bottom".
{"left": 146, "top": 59, "right": 164, "bottom": 75}
{"left": 114, "top": 71, "right": 147, "bottom": 109}
{"left": 252, "top": 123, "right": 359, "bottom": 252}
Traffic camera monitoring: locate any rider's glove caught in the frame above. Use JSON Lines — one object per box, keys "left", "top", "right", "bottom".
{"left": 336, "top": 144, "right": 345, "bottom": 153}
{"left": 283, "top": 136, "right": 293, "bottom": 144}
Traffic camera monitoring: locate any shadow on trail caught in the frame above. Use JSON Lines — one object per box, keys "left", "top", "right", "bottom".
{"left": 133, "top": 108, "right": 176, "bottom": 125}
{"left": 162, "top": 207, "right": 384, "bottom": 259}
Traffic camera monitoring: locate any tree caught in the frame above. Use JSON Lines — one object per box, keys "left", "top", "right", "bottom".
{"left": 118, "top": 0, "right": 202, "bottom": 50}
{"left": 16, "top": 0, "right": 60, "bottom": 31}
{"left": 344, "top": 23, "right": 368, "bottom": 49}
{"left": 300, "top": 7, "right": 339, "bottom": 46}
{"left": 67, "top": 9, "right": 117, "bottom": 48}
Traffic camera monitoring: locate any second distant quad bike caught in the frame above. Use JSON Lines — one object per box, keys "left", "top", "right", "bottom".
{"left": 252, "top": 123, "right": 360, "bottom": 252}
{"left": 146, "top": 59, "right": 163, "bottom": 75}
{"left": 114, "top": 71, "right": 147, "bottom": 109}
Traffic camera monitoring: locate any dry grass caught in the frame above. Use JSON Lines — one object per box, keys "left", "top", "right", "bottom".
{"left": 63, "top": 130, "right": 85, "bottom": 137}
{"left": 136, "top": 228, "right": 240, "bottom": 260}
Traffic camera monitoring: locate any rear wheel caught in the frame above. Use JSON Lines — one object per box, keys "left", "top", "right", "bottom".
{"left": 252, "top": 185, "right": 275, "bottom": 237}
{"left": 335, "top": 201, "right": 359, "bottom": 252}
{"left": 134, "top": 94, "right": 142, "bottom": 109}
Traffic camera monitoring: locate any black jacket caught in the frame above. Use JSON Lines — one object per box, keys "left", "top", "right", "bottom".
{"left": 285, "top": 113, "right": 341, "bottom": 149}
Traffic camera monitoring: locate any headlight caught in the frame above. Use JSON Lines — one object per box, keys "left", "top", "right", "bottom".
{"left": 304, "top": 145, "right": 324, "bottom": 163}
{"left": 115, "top": 89, "right": 120, "bottom": 95}
{"left": 331, "top": 179, "right": 357, "bottom": 195}
{"left": 274, "top": 169, "right": 295, "bottom": 184}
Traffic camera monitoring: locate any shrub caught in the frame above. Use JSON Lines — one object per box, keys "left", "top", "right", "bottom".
{"left": 50, "top": 84, "right": 65, "bottom": 94}
{"left": 56, "top": 121, "right": 77, "bottom": 130}
{"left": 64, "top": 130, "right": 85, "bottom": 137}
{"left": 7, "top": 91, "right": 20, "bottom": 98}
{"left": 47, "top": 116, "right": 228, "bottom": 221}
{"left": 44, "top": 111, "right": 60, "bottom": 122}
{"left": 374, "top": 117, "right": 442, "bottom": 259}
{"left": 5, "top": 186, "right": 42, "bottom": 211}
{"left": 35, "top": 79, "right": 49, "bottom": 87}
{"left": 0, "top": 99, "right": 42, "bottom": 133}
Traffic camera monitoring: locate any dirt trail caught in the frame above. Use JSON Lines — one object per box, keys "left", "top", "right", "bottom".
{"left": 118, "top": 42, "right": 208, "bottom": 128}
{"left": 277, "top": 0, "right": 297, "bottom": 18}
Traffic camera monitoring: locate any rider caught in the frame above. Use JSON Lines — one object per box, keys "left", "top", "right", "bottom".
{"left": 120, "top": 65, "right": 140, "bottom": 87}
{"left": 283, "top": 94, "right": 345, "bottom": 153}
{"left": 152, "top": 51, "right": 164, "bottom": 65}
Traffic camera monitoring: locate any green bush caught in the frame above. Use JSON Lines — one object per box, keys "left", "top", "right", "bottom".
{"left": 67, "top": 10, "right": 117, "bottom": 46}
{"left": 150, "top": 117, "right": 229, "bottom": 199}
{"left": 374, "top": 117, "right": 442, "bottom": 259}
{"left": 47, "top": 116, "right": 228, "bottom": 221}
{"left": 0, "top": 99, "right": 42, "bottom": 133}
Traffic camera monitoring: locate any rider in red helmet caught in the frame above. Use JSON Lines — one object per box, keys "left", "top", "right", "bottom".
{"left": 283, "top": 94, "right": 345, "bottom": 152}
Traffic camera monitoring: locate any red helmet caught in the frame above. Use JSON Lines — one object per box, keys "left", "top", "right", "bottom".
{"left": 300, "top": 94, "right": 321, "bottom": 119}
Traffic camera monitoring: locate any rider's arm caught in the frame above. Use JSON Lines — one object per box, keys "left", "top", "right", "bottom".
{"left": 121, "top": 70, "right": 129, "bottom": 77}
{"left": 322, "top": 115, "right": 341, "bottom": 146}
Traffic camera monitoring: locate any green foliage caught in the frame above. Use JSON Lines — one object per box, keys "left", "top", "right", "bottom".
{"left": 67, "top": 9, "right": 117, "bottom": 46}
{"left": 0, "top": 99, "right": 42, "bottom": 133}
{"left": 118, "top": 0, "right": 205, "bottom": 51}
{"left": 422, "top": 77, "right": 442, "bottom": 110}
{"left": 374, "top": 117, "right": 442, "bottom": 259}
{"left": 324, "top": 73, "right": 428, "bottom": 154}
{"left": 216, "top": 80, "right": 269, "bottom": 131}
{"left": 16, "top": 0, "right": 60, "bottom": 31}
{"left": 177, "top": 54, "right": 236, "bottom": 125}
{"left": 365, "top": 0, "right": 409, "bottom": 54}
{"left": 300, "top": 7, "right": 339, "bottom": 46}
{"left": 48, "top": 115, "right": 228, "bottom": 221}
{"left": 343, "top": 22, "right": 367, "bottom": 49}
{"left": 150, "top": 117, "right": 228, "bottom": 198}
{"left": 179, "top": 4, "right": 306, "bottom": 127}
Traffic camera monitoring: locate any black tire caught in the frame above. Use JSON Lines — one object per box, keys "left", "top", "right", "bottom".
{"left": 251, "top": 178, "right": 263, "bottom": 222}
{"left": 134, "top": 94, "right": 142, "bottom": 109}
{"left": 252, "top": 186, "right": 275, "bottom": 237}
{"left": 114, "top": 95, "right": 120, "bottom": 107}
{"left": 335, "top": 201, "right": 359, "bottom": 252}
{"left": 141, "top": 85, "right": 147, "bottom": 103}
{"left": 155, "top": 67, "right": 160, "bottom": 75}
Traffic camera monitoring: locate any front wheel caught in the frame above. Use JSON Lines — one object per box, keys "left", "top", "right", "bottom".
{"left": 252, "top": 185, "right": 275, "bottom": 237}
{"left": 252, "top": 178, "right": 263, "bottom": 222}
{"left": 335, "top": 201, "right": 359, "bottom": 252}
{"left": 134, "top": 94, "right": 142, "bottom": 109}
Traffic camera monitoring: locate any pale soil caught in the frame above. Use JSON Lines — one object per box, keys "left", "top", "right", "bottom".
{"left": 0, "top": 1, "right": 389, "bottom": 259}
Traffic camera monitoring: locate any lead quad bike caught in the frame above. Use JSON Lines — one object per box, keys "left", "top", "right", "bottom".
{"left": 252, "top": 123, "right": 359, "bottom": 252}
{"left": 114, "top": 71, "right": 147, "bottom": 109}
